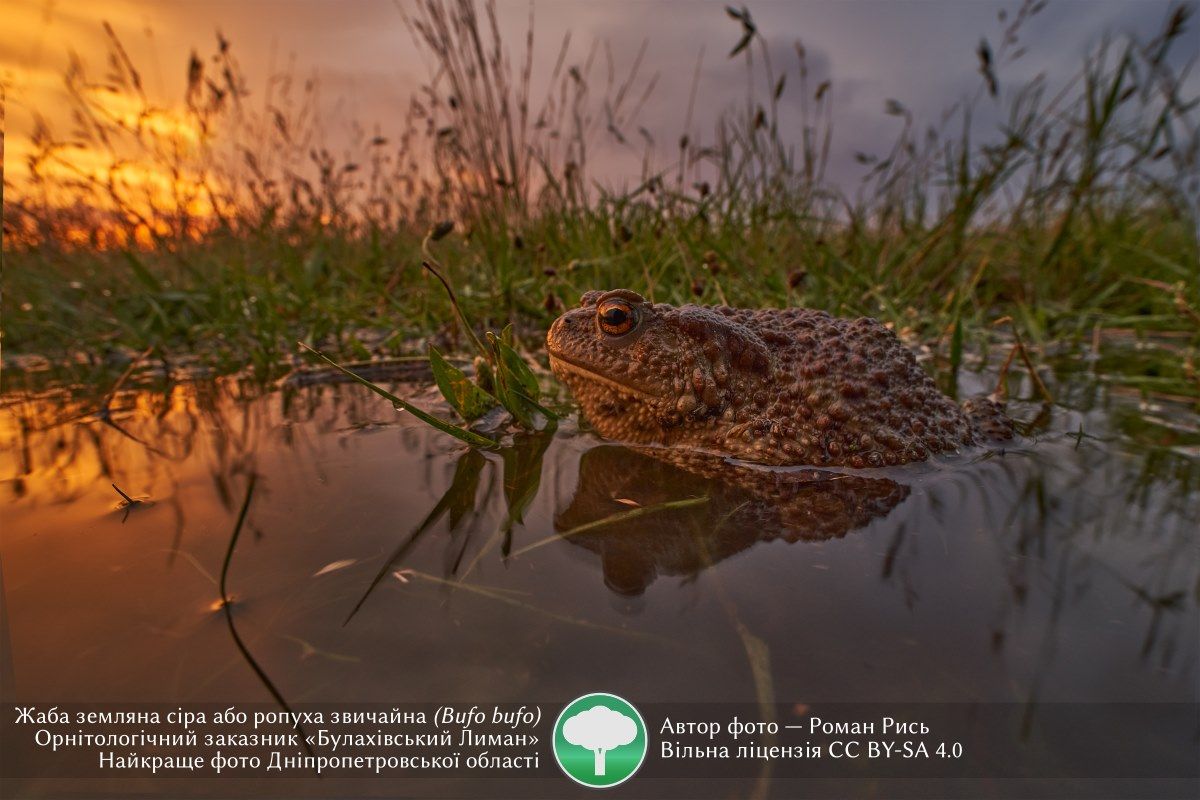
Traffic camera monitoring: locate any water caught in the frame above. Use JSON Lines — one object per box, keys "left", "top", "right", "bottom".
{"left": 1, "top": 359, "right": 1197, "bottom": 796}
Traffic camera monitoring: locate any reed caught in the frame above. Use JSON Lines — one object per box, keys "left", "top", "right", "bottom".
{"left": 3, "top": 1, "right": 1197, "bottom": 403}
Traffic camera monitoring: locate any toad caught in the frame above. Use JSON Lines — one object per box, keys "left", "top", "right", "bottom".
{"left": 547, "top": 289, "right": 1013, "bottom": 467}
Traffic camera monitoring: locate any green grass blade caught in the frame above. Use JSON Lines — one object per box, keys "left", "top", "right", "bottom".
{"left": 297, "top": 342, "right": 496, "bottom": 448}
{"left": 510, "top": 496, "right": 710, "bottom": 557}
{"left": 491, "top": 328, "right": 541, "bottom": 399}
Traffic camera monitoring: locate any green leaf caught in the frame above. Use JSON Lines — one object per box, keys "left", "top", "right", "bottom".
{"left": 494, "top": 374, "right": 537, "bottom": 430}
{"left": 429, "top": 346, "right": 497, "bottom": 421}
{"left": 298, "top": 342, "right": 496, "bottom": 449}
{"left": 491, "top": 327, "right": 539, "bottom": 399}
{"left": 487, "top": 330, "right": 557, "bottom": 430}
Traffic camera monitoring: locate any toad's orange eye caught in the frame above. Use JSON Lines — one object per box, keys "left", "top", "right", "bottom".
{"left": 597, "top": 299, "right": 637, "bottom": 336}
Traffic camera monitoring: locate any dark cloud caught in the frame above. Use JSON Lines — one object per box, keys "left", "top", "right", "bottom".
{"left": 6, "top": 0, "right": 1194, "bottom": 194}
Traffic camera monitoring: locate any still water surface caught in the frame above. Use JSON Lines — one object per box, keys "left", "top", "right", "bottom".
{"left": 1, "top": 360, "right": 1196, "bottom": 791}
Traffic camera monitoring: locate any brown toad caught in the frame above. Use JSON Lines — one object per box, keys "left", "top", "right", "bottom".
{"left": 547, "top": 289, "right": 1013, "bottom": 467}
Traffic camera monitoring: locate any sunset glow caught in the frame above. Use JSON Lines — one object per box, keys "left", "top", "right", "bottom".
{"left": 3, "top": 0, "right": 1195, "bottom": 248}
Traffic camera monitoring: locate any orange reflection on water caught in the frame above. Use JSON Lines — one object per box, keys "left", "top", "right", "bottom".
{"left": 0, "top": 381, "right": 237, "bottom": 508}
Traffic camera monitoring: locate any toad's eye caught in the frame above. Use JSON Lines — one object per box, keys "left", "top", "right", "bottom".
{"left": 597, "top": 299, "right": 637, "bottom": 336}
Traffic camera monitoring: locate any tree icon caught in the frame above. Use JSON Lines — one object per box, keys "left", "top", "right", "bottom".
{"left": 561, "top": 704, "right": 638, "bottom": 776}
{"left": 552, "top": 693, "right": 647, "bottom": 788}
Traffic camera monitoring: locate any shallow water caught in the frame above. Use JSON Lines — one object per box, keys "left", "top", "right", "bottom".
{"left": 1, "top": 360, "right": 1197, "bottom": 795}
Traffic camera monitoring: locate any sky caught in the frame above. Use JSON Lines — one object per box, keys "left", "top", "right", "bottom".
{"left": 1, "top": 0, "right": 1193, "bottom": 202}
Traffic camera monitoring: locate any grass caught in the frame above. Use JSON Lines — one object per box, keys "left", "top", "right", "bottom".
{"left": 297, "top": 340, "right": 497, "bottom": 447}
{"left": 509, "top": 496, "right": 712, "bottom": 558}
{"left": 2, "top": 0, "right": 1198, "bottom": 406}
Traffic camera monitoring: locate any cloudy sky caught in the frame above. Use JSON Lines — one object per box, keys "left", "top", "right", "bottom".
{"left": 1, "top": 0, "right": 1191, "bottom": 196}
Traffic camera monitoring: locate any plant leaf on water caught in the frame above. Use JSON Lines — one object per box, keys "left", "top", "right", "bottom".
{"left": 297, "top": 342, "right": 496, "bottom": 449}
{"left": 487, "top": 329, "right": 557, "bottom": 430}
{"left": 492, "top": 326, "right": 540, "bottom": 399}
{"left": 429, "top": 345, "right": 497, "bottom": 421}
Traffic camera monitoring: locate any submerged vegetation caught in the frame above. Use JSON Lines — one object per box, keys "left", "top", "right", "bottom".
{"left": 2, "top": 0, "right": 1198, "bottom": 409}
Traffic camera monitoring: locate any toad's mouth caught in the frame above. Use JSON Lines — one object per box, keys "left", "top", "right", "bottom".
{"left": 547, "top": 349, "right": 657, "bottom": 402}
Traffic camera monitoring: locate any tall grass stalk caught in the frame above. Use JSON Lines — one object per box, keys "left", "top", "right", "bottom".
{"left": 3, "top": 1, "right": 1197, "bottom": 402}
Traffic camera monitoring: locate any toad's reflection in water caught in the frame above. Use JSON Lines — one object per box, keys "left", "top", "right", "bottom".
{"left": 555, "top": 445, "right": 910, "bottom": 595}
{"left": 2, "top": 373, "right": 1196, "bottom": 716}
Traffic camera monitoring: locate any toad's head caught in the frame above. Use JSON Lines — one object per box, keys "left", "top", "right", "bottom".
{"left": 546, "top": 289, "right": 772, "bottom": 445}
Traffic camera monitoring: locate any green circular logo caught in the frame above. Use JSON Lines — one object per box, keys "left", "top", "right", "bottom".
{"left": 552, "top": 693, "right": 648, "bottom": 788}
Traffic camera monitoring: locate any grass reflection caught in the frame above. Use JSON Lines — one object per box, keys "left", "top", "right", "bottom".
{"left": 217, "top": 473, "right": 316, "bottom": 759}
{"left": 0, "top": 347, "right": 1195, "bottom": 709}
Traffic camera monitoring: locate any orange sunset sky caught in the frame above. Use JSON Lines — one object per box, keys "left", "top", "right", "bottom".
{"left": 2, "top": 0, "right": 1193, "bottom": 206}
